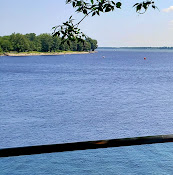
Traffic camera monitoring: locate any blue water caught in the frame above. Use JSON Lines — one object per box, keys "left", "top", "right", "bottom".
{"left": 1, "top": 50, "right": 173, "bottom": 174}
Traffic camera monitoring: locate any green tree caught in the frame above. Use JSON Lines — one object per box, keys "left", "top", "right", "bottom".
{"left": 25, "top": 33, "right": 37, "bottom": 51}
{"left": 77, "top": 42, "right": 83, "bottom": 51}
{"left": 59, "top": 41, "right": 70, "bottom": 51}
{"left": 0, "top": 32, "right": 97, "bottom": 52}
{"left": 10, "top": 33, "right": 30, "bottom": 52}
{"left": 0, "top": 39, "right": 13, "bottom": 52}
{"left": 37, "top": 33, "right": 53, "bottom": 52}
{"left": 64, "top": 42, "right": 70, "bottom": 51}
{"left": 70, "top": 40, "right": 77, "bottom": 51}
{"left": 86, "top": 38, "right": 97, "bottom": 51}
{"left": 34, "top": 38, "right": 42, "bottom": 52}
{"left": 51, "top": 36, "right": 61, "bottom": 51}
{"left": 0, "top": 36, "right": 13, "bottom": 52}
{"left": 0, "top": 45, "right": 3, "bottom": 53}
{"left": 25, "top": 33, "right": 36, "bottom": 41}
{"left": 83, "top": 41, "right": 91, "bottom": 51}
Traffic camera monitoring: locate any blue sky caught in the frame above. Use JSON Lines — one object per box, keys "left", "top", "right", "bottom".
{"left": 0, "top": 0, "right": 173, "bottom": 47}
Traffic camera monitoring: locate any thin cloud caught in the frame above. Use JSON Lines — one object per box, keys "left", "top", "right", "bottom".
{"left": 163, "top": 6, "right": 173, "bottom": 12}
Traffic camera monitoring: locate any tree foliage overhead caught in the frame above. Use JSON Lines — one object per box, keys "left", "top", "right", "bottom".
{"left": 52, "top": 0, "right": 157, "bottom": 42}
{"left": 0, "top": 33, "right": 97, "bottom": 53}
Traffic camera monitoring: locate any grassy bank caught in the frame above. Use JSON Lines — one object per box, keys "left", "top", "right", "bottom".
{"left": 1, "top": 51, "right": 96, "bottom": 56}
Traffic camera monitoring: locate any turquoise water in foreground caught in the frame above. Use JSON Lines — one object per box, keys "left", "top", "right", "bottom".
{"left": 1, "top": 50, "right": 173, "bottom": 174}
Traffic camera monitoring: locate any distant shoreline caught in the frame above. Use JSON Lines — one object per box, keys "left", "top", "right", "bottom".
{"left": 1, "top": 51, "right": 96, "bottom": 57}
{"left": 98, "top": 47, "right": 173, "bottom": 50}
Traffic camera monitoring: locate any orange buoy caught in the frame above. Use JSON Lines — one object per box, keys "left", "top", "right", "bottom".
{"left": 144, "top": 57, "right": 146, "bottom": 60}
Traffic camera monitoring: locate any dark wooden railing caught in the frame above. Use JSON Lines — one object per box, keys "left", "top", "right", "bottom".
{"left": 1, "top": 134, "right": 173, "bottom": 158}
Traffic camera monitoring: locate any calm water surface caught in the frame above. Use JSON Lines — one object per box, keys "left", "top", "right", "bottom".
{"left": 1, "top": 50, "right": 173, "bottom": 174}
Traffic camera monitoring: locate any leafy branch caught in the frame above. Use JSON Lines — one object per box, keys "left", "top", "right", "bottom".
{"left": 133, "top": 0, "right": 158, "bottom": 14}
{"left": 52, "top": 16, "right": 86, "bottom": 45}
{"left": 52, "top": 0, "right": 158, "bottom": 43}
{"left": 52, "top": 0, "right": 122, "bottom": 43}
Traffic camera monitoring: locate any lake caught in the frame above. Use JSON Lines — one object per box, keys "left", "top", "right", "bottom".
{"left": 1, "top": 49, "right": 173, "bottom": 174}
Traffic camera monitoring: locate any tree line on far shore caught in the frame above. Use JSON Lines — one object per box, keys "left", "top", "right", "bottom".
{"left": 0, "top": 33, "right": 98, "bottom": 53}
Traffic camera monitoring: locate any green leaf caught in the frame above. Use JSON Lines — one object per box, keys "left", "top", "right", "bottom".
{"left": 83, "top": 9, "right": 87, "bottom": 14}
{"left": 136, "top": 4, "right": 142, "bottom": 12}
{"left": 146, "top": 1, "right": 151, "bottom": 5}
{"left": 72, "top": 2, "right": 76, "bottom": 7}
{"left": 98, "top": 6, "right": 103, "bottom": 12}
{"left": 116, "top": 2, "right": 121, "bottom": 8}
{"left": 92, "top": 11, "right": 96, "bottom": 16}
{"left": 96, "top": 11, "right": 100, "bottom": 15}
{"left": 76, "top": 7, "right": 82, "bottom": 12}
{"left": 105, "top": 7, "right": 111, "bottom": 12}
{"left": 143, "top": 3, "right": 147, "bottom": 10}
{"left": 133, "top": 3, "right": 139, "bottom": 7}
{"left": 152, "top": 5, "right": 156, "bottom": 9}
{"left": 112, "top": 1, "right": 115, "bottom": 5}
{"left": 66, "top": 0, "right": 71, "bottom": 3}
{"left": 91, "top": 0, "right": 94, "bottom": 4}
{"left": 76, "top": 1, "right": 81, "bottom": 6}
